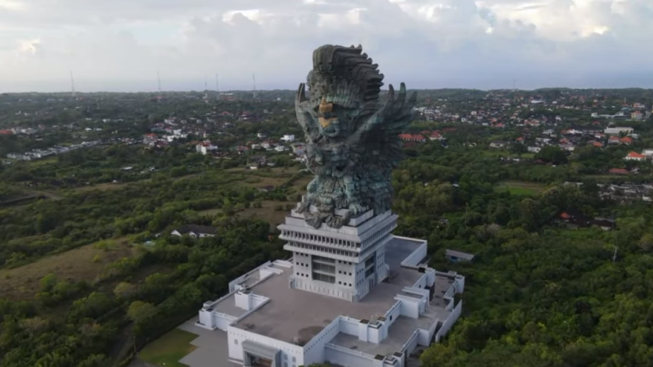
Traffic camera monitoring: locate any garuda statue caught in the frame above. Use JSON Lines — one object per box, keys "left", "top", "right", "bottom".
{"left": 295, "top": 44, "right": 417, "bottom": 229}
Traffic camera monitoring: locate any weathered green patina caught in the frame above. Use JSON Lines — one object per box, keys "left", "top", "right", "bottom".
{"left": 295, "top": 44, "right": 417, "bottom": 228}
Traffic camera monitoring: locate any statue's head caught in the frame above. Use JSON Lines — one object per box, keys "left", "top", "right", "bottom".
{"left": 305, "top": 44, "right": 385, "bottom": 140}
{"left": 317, "top": 97, "right": 344, "bottom": 137}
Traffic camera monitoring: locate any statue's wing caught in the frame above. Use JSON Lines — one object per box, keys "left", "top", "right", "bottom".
{"left": 349, "top": 82, "right": 417, "bottom": 144}
{"left": 295, "top": 83, "right": 321, "bottom": 143}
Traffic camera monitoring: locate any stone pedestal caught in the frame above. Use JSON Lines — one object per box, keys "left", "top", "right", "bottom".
{"left": 278, "top": 203, "right": 396, "bottom": 302}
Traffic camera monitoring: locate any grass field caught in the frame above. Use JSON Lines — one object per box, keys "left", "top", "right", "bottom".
{"left": 139, "top": 328, "right": 198, "bottom": 367}
{"left": 0, "top": 238, "right": 134, "bottom": 300}
{"left": 28, "top": 157, "right": 58, "bottom": 167}
{"left": 71, "top": 182, "right": 132, "bottom": 192}
{"left": 494, "top": 181, "right": 547, "bottom": 196}
{"left": 237, "top": 200, "right": 293, "bottom": 228}
{"left": 226, "top": 167, "right": 301, "bottom": 189}
{"left": 199, "top": 166, "right": 312, "bottom": 229}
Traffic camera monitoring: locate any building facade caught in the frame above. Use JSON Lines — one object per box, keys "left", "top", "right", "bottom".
{"left": 195, "top": 203, "right": 465, "bottom": 367}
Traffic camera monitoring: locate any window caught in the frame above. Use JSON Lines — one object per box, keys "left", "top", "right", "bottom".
{"left": 292, "top": 357, "right": 296, "bottom": 362}
{"left": 234, "top": 339, "right": 238, "bottom": 345}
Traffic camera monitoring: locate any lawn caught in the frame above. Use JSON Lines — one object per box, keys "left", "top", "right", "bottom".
{"left": 494, "top": 180, "right": 547, "bottom": 196}
{"left": 225, "top": 167, "right": 301, "bottom": 189}
{"left": 237, "top": 200, "right": 293, "bottom": 230}
{"left": 139, "top": 328, "right": 198, "bottom": 367}
{"left": 0, "top": 238, "right": 134, "bottom": 300}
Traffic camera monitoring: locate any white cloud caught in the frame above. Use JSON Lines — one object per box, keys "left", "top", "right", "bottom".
{"left": 1, "top": 0, "right": 652, "bottom": 92}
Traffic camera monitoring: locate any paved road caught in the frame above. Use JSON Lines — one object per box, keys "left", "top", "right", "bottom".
{"left": 127, "top": 359, "right": 158, "bottom": 367}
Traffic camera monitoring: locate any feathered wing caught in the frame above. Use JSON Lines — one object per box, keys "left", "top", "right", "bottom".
{"left": 349, "top": 82, "right": 417, "bottom": 167}
{"left": 346, "top": 82, "right": 417, "bottom": 213}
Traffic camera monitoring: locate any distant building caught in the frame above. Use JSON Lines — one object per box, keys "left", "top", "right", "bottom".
{"left": 171, "top": 225, "right": 218, "bottom": 238}
{"left": 292, "top": 144, "right": 305, "bottom": 156}
{"left": 609, "top": 168, "right": 629, "bottom": 175}
{"left": 281, "top": 134, "right": 295, "bottom": 143}
{"left": 489, "top": 141, "right": 507, "bottom": 149}
{"left": 631, "top": 111, "right": 644, "bottom": 121}
{"left": 399, "top": 133, "right": 426, "bottom": 142}
{"left": 604, "top": 127, "right": 634, "bottom": 135}
{"left": 445, "top": 249, "right": 475, "bottom": 263}
{"left": 196, "top": 142, "right": 218, "bottom": 155}
{"left": 625, "top": 152, "right": 646, "bottom": 161}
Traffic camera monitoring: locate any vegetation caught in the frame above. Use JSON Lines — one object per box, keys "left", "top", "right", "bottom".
{"left": 2, "top": 88, "right": 653, "bottom": 367}
{"left": 138, "top": 328, "right": 199, "bottom": 367}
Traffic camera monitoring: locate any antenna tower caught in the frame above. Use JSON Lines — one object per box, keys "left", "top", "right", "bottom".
{"left": 203, "top": 75, "right": 208, "bottom": 100}
{"left": 157, "top": 71, "right": 162, "bottom": 93}
{"left": 215, "top": 73, "right": 219, "bottom": 100}
{"left": 70, "top": 71, "right": 76, "bottom": 98}
{"left": 253, "top": 73, "right": 257, "bottom": 100}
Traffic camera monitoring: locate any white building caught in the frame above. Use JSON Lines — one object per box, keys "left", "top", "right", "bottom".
{"left": 605, "top": 127, "right": 634, "bottom": 135}
{"left": 195, "top": 205, "right": 465, "bottom": 367}
{"left": 171, "top": 225, "right": 217, "bottom": 238}
{"left": 196, "top": 142, "right": 218, "bottom": 155}
{"left": 281, "top": 134, "right": 296, "bottom": 143}
{"left": 625, "top": 152, "right": 646, "bottom": 161}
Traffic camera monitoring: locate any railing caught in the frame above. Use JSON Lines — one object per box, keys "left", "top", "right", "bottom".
{"left": 400, "top": 330, "right": 420, "bottom": 354}
{"left": 325, "top": 342, "right": 376, "bottom": 360}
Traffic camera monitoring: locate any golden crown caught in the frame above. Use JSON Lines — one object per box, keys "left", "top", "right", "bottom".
{"left": 319, "top": 97, "right": 333, "bottom": 114}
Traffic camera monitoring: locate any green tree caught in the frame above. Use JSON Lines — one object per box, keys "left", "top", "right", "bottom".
{"left": 127, "top": 300, "right": 157, "bottom": 324}
{"left": 535, "top": 146, "right": 568, "bottom": 165}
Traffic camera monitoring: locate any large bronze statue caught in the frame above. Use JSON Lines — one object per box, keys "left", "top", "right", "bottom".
{"left": 295, "top": 44, "right": 417, "bottom": 229}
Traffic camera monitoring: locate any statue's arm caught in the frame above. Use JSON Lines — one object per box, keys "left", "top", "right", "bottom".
{"left": 295, "top": 83, "right": 320, "bottom": 143}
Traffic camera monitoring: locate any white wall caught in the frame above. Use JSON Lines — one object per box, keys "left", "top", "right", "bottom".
{"left": 417, "top": 328, "right": 430, "bottom": 346}
{"left": 235, "top": 291, "right": 252, "bottom": 311}
{"left": 401, "top": 330, "right": 420, "bottom": 358}
{"left": 214, "top": 312, "right": 237, "bottom": 331}
{"left": 397, "top": 295, "right": 421, "bottom": 319}
{"left": 382, "top": 301, "right": 402, "bottom": 336}
{"left": 198, "top": 309, "right": 212, "bottom": 328}
{"left": 435, "top": 300, "right": 462, "bottom": 342}
{"left": 228, "top": 326, "right": 304, "bottom": 366}
{"left": 228, "top": 261, "right": 273, "bottom": 292}
{"left": 339, "top": 317, "right": 359, "bottom": 336}
{"left": 324, "top": 343, "right": 377, "bottom": 367}
{"left": 303, "top": 317, "right": 341, "bottom": 366}
{"left": 291, "top": 276, "right": 355, "bottom": 302}
{"left": 397, "top": 237, "right": 427, "bottom": 268}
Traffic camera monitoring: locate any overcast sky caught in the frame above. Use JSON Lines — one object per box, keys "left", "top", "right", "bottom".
{"left": 1, "top": 0, "right": 652, "bottom": 92}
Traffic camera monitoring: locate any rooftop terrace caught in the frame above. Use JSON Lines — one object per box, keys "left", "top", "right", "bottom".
{"left": 231, "top": 236, "right": 426, "bottom": 344}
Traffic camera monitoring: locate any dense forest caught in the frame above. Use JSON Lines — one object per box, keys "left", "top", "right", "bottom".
{"left": 2, "top": 137, "right": 653, "bottom": 367}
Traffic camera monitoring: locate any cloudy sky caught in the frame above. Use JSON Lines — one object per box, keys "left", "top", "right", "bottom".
{"left": 1, "top": 0, "right": 652, "bottom": 92}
